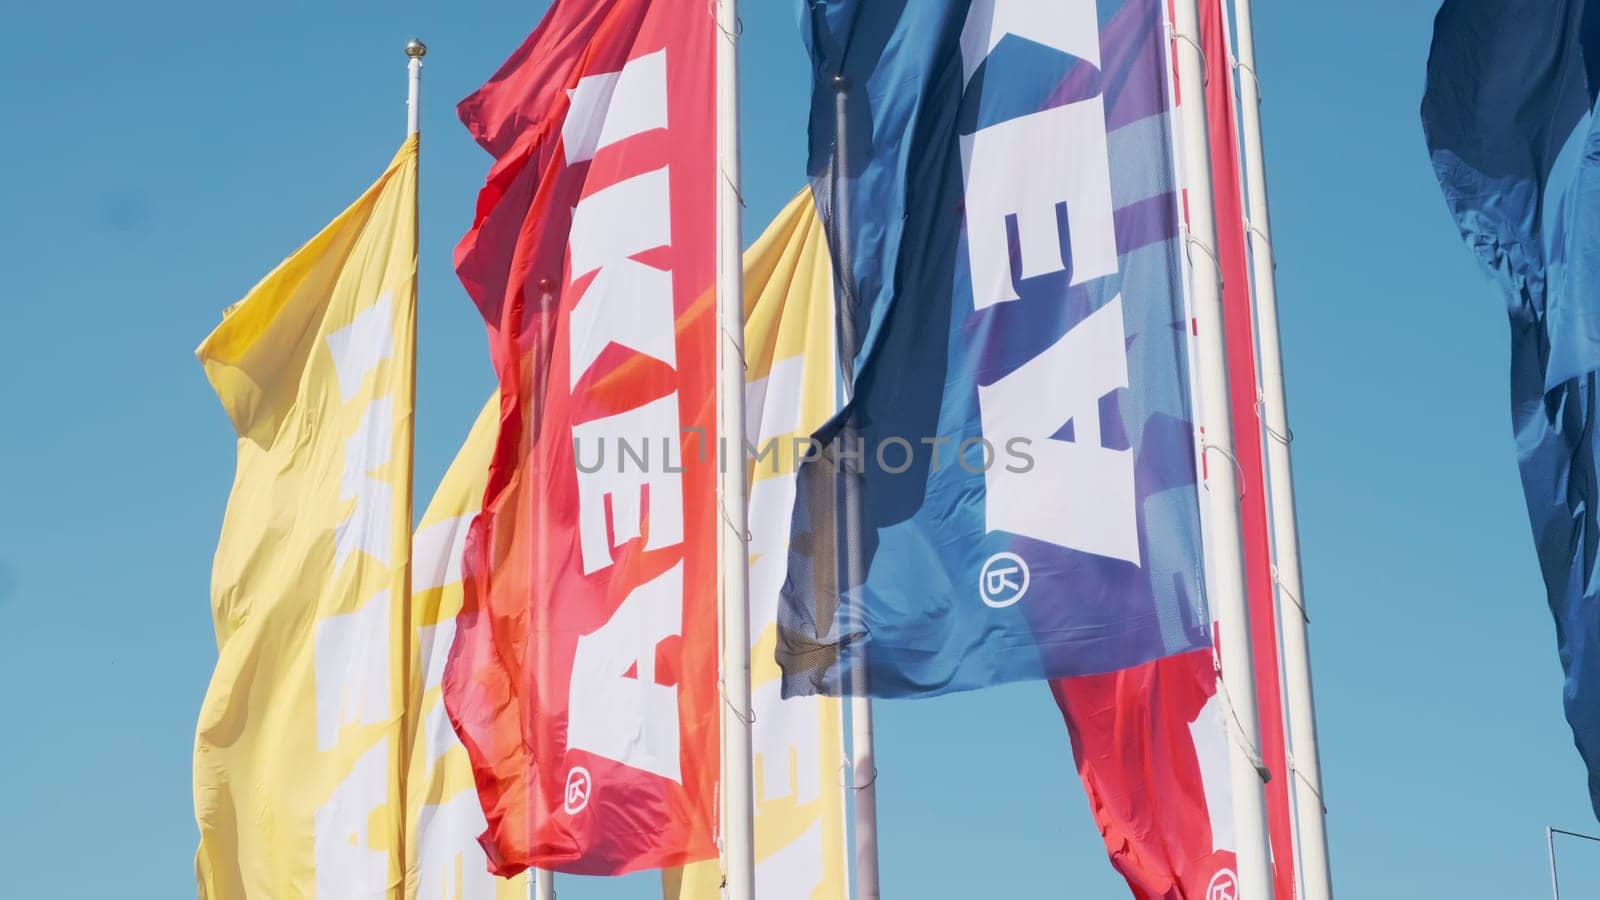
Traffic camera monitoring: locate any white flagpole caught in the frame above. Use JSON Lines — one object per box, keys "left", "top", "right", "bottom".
{"left": 849, "top": 693, "right": 879, "bottom": 900}
{"left": 1170, "top": 2, "right": 1275, "bottom": 896}
{"left": 829, "top": 71, "right": 881, "bottom": 900}
{"left": 402, "top": 35, "right": 423, "bottom": 900}
{"left": 405, "top": 39, "right": 424, "bottom": 136}
{"left": 715, "top": 1, "right": 757, "bottom": 898}
{"left": 532, "top": 307, "right": 557, "bottom": 900}
{"left": 1230, "top": 2, "right": 1332, "bottom": 896}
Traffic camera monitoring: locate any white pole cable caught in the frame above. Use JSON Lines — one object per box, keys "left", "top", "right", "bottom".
{"left": 1229, "top": 3, "right": 1332, "bottom": 896}
{"left": 1171, "top": 1, "right": 1275, "bottom": 896}
{"left": 715, "top": 2, "right": 757, "bottom": 899}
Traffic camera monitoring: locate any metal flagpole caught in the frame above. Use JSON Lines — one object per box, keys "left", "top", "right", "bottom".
{"left": 1229, "top": 3, "right": 1332, "bottom": 897}
{"left": 1170, "top": 1, "right": 1275, "bottom": 896}
{"left": 830, "top": 72, "right": 881, "bottom": 900}
{"left": 1545, "top": 827, "right": 1600, "bottom": 900}
{"left": 715, "top": 1, "right": 757, "bottom": 898}
{"left": 1548, "top": 827, "right": 1561, "bottom": 900}
{"left": 533, "top": 279, "right": 558, "bottom": 900}
{"left": 401, "top": 37, "right": 429, "bottom": 900}
{"left": 405, "top": 39, "right": 424, "bottom": 136}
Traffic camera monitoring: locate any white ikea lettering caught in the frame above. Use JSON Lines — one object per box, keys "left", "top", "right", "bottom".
{"left": 745, "top": 356, "right": 808, "bottom": 633}
{"left": 561, "top": 49, "right": 691, "bottom": 783}
{"left": 746, "top": 357, "right": 807, "bottom": 449}
{"left": 314, "top": 738, "right": 390, "bottom": 898}
{"left": 958, "top": 0, "right": 1115, "bottom": 309}
{"left": 571, "top": 394, "right": 686, "bottom": 574}
{"left": 564, "top": 50, "right": 669, "bottom": 164}
{"left": 316, "top": 294, "right": 402, "bottom": 891}
{"left": 961, "top": 97, "right": 1116, "bottom": 309}
{"left": 417, "top": 790, "right": 498, "bottom": 900}
{"left": 568, "top": 168, "right": 677, "bottom": 387}
{"left": 567, "top": 562, "right": 685, "bottom": 782}
{"left": 327, "top": 296, "right": 398, "bottom": 570}
{"left": 417, "top": 620, "right": 460, "bottom": 768}
{"left": 959, "top": 0, "right": 1101, "bottom": 86}
{"left": 326, "top": 293, "right": 395, "bottom": 401}
{"left": 314, "top": 590, "right": 393, "bottom": 751}
{"left": 755, "top": 821, "right": 826, "bottom": 900}
{"left": 1190, "top": 691, "right": 1235, "bottom": 852}
{"left": 976, "top": 297, "right": 1139, "bottom": 563}
{"left": 412, "top": 516, "right": 474, "bottom": 768}
{"left": 411, "top": 513, "right": 474, "bottom": 594}
{"left": 747, "top": 475, "right": 800, "bottom": 638}
{"left": 334, "top": 396, "right": 396, "bottom": 569}
{"left": 752, "top": 679, "right": 821, "bottom": 806}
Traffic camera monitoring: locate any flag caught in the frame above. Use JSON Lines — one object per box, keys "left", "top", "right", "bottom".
{"left": 665, "top": 191, "right": 850, "bottom": 900}
{"left": 443, "top": 0, "right": 721, "bottom": 876}
{"left": 1051, "top": 649, "right": 1238, "bottom": 899}
{"left": 1424, "top": 0, "right": 1600, "bottom": 820}
{"left": 1198, "top": 0, "right": 1295, "bottom": 893}
{"left": 406, "top": 394, "right": 530, "bottom": 899}
{"left": 777, "top": 0, "right": 1212, "bottom": 699}
{"left": 194, "top": 137, "right": 418, "bottom": 898}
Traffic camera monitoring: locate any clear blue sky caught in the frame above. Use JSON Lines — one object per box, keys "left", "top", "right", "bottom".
{"left": 4, "top": 1, "right": 1599, "bottom": 897}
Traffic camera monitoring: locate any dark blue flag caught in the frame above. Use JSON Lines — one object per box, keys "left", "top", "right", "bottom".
{"left": 776, "top": 0, "right": 1211, "bottom": 697}
{"left": 1423, "top": 0, "right": 1600, "bottom": 817}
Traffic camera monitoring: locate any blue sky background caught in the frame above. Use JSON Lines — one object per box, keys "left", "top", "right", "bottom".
{"left": 4, "top": 1, "right": 1600, "bottom": 897}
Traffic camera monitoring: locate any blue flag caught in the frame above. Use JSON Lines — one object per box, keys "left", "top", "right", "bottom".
{"left": 1424, "top": 0, "right": 1600, "bottom": 817}
{"left": 776, "top": 0, "right": 1211, "bottom": 698}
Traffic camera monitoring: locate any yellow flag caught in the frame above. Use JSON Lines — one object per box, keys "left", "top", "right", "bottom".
{"left": 405, "top": 393, "right": 528, "bottom": 899}
{"left": 195, "top": 137, "right": 418, "bottom": 899}
{"left": 664, "top": 190, "right": 849, "bottom": 899}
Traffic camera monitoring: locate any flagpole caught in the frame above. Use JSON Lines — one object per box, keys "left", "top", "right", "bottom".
{"left": 828, "top": 72, "right": 882, "bottom": 900}
{"left": 406, "top": 39, "right": 424, "bottom": 137}
{"left": 533, "top": 279, "right": 558, "bottom": 900}
{"left": 1230, "top": 3, "right": 1332, "bottom": 897}
{"left": 401, "top": 37, "right": 426, "bottom": 897}
{"left": 1548, "top": 827, "right": 1561, "bottom": 900}
{"left": 1546, "top": 829, "right": 1600, "bottom": 900}
{"left": 715, "top": 1, "right": 757, "bottom": 898}
{"left": 1171, "top": 2, "right": 1275, "bottom": 896}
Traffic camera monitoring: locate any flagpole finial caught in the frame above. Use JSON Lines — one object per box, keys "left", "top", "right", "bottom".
{"left": 406, "top": 39, "right": 427, "bottom": 59}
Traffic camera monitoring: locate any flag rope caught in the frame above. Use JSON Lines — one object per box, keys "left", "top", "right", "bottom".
{"left": 1213, "top": 669, "right": 1270, "bottom": 780}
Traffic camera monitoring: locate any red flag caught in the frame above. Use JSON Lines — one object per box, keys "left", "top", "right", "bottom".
{"left": 1052, "top": 650, "right": 1239, "bottom": 900}
{"left": 443, "top": 0, "right": 720, "bottom": 877}
{"left": 1200, "top": 0, "right": 1297, "bottom": 895}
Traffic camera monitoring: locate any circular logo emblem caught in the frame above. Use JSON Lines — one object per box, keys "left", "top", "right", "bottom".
{"left": 564, "top": 766, "right": 592, "bottom": 815}
{"left": 979, "top": 552, "right": 1030, "bottom": 608}
{"left": 1205, "top": 869, "right": 1238, "bottom": 900}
